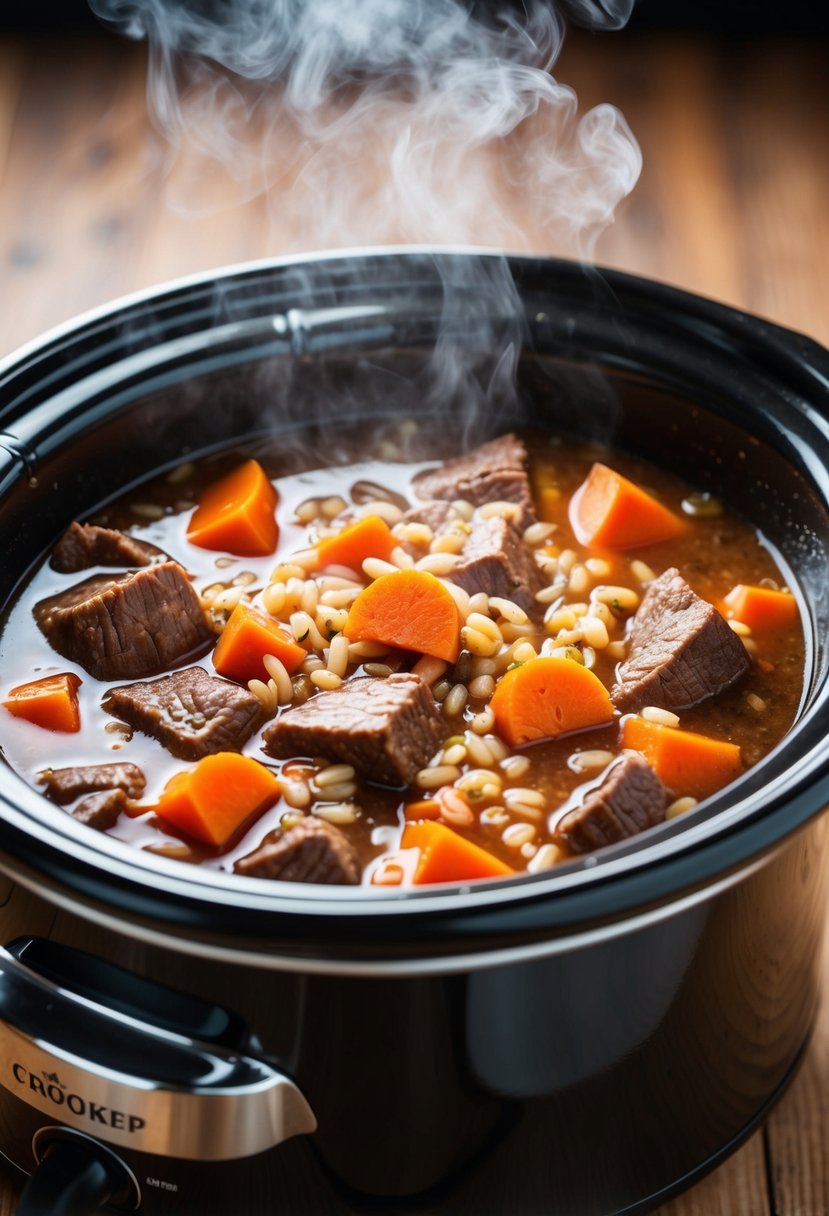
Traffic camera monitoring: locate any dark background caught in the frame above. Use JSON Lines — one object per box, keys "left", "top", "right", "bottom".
{"left": 5, "top": 0, "right": 829, "bottom": 35}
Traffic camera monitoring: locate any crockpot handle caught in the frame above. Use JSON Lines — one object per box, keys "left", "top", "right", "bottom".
{"left": 17, "top": 1136, "right": 129, "bottom": 1216}
{"left": 0, "top": 940, "right": 317, "bottom": 1174}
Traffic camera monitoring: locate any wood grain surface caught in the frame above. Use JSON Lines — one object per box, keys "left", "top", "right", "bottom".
{"left": 0, "top": 25, "right": 828, "bottom": 1216}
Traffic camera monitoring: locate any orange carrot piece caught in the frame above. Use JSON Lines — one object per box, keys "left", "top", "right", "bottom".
{"left": 720, "top": 584, "right": 798, "bottom": 633}
{"left": 621, "top": 716, "right": 743, "bottom": 801}
{"left": 345, "top": 569, "right": 461, "bottom": 663}
{"left": 490, "top": 656, "right": 615, "bottom": 747}
{"left": 403, "top": 798, "right": 441, "bottom": 822}
{"left": 3, "top": 673, "right": 82, "bottom": 732}
{"left": 316, "top": 515, "right": 397, "bottom": 571}
{"left": 401, "top": 820, "right": 515, "bottom": 884}
{"left": 154, "top": 752, "right": 280, "bottom": 848}
{"left": 213, "top": 603, "right": 306, "bottom": 685}
{"left": 187, "top": 460, "right": 279, "bottom": 557}
{"left": 569, "top": 462, "right": 687, "bottom": 550}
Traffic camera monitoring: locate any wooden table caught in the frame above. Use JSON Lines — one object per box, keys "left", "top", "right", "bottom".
{"left": 0, "top": 26, "right": 828, "bottom": 1215}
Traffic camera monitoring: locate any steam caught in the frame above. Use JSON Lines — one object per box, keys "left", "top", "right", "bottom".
{"left": 89, "top": 0, "right": 641, "bottom": 258}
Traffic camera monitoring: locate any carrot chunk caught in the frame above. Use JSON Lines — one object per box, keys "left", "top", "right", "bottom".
{"left": 720, "top": 584, "right": 799, "bottom": 633}
{"left": 154, "top": 752, "right": 280, "bottom": 848}
{"left": 401, "top": 820, "right": 515, "bottom": 884}
{"left": 213, "top": 603, "right": 306, "bottom": 685}
{"left": 403, "top": 798, "right": 441, "bottom": 822}
{"left": 3, "top": 673, "right": 82, "bottom": 732}
{"left": 345, "top": 569, "right": 461, "bottom": 663}
{"left": 490, "top": 656, "right": 615, "bottom": 747}
{"left": 569, "top": 463, "right": 687, "bottom": 550}
{"left": 187, "top": 460, "right": 279, "bottom": 557}
{"left": 316, "top": 515, "right": 397, "bottom": 571}
{"left": 621, "top": 716, "right": 743, "bottom": 801}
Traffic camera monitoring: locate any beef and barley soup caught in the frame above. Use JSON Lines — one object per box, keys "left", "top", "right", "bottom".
{"left": 0, "top": 427, "right": 804, "bottom": 886}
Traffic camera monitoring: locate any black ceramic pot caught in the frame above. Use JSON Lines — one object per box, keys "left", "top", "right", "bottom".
{"left": 0, "top": 251, "right": 828, "bottom": 1216}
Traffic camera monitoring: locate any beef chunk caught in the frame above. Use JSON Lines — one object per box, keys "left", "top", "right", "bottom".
{"left": 263, "top": 673, "right": 444, "bottom": 786}
{"left": 557, "top": 753, "right": 666, "bottom": 852}
{"left": 612, "top": 568, "right": 750, "bottom": 712}
{"left": 400, "top": 500, "right": 459, "bottom": 533}
{"left": 234, "top": 817, "right": 360, "bottom": 884}
{"left": 35, "top": 561, "right": 213, "bottom": 682}
{"left": 52, "top": 522, "right": 165, "bottom": 573}
{"left": 103, "top": 666, "right": 264, "bottom": 760}
{"left": 451, "top": 515, "right": 543, "bottom": 612}
{"left": 412, "top": 433, "right": 535, "bottom": 525}
{"left": 72, "top": 788, "right": 128, "bottom": 832}
{"left": 39, "top": 762, "right": 146, "bottom": 805}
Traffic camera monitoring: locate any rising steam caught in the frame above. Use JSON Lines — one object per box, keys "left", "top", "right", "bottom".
{"left": 89, "top": 0, "right": 641, "bottom": 258}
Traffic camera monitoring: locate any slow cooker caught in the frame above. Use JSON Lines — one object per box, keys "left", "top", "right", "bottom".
{"left": 0, "top": 250, "right": 828, "bottom": 1215}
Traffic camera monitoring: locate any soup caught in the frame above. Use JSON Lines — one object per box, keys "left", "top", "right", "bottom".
{"left": 0, "top": 427, "right": 805, "bottom": 886}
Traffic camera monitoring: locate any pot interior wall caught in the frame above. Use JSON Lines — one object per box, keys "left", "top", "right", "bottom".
{"left": 2, "top": 340, "right": 827, "bottom": 696}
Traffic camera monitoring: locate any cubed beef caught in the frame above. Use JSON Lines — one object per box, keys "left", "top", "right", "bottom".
{"left": 612, "top": 568, "right": 750, "bottom": 711}
{"left": 52, "top": 522, "right": 165, "bottom": 573}
{"left": 234, "top": 816, "right": 360, "bottom": 884}
{"left": 263, "top": 673, "right": 444, "bottom": 786}
{"left": 556, "top": 753, "right": 666, "bottom": 852}
{"left": 72, "top": 788, "right": 128, "bottom": 832}
{"left": 451, "top": 515, "right": 543, "bottom": 612}
{"left": 34, "top": 560, "right": 214, "bottom": 682}
{"left": 103, "top": 666, "right": 264, "bottom": 760}
{"left": 411, "top": 433, "right": 535, "bottom": 525}
{"left": 38, "top": 762, "right": 146, "bottom": 805}
{"left": 400, "top": 500, "right": 459, "bottom": 533}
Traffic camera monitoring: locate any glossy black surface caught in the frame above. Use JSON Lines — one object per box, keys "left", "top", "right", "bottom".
{"left": 0, "top": 814, "right": 824, "bottom": 1213}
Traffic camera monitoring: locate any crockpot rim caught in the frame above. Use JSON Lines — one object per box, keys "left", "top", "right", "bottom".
{"left": 1, "top": 247, "right": 829, "bottom": 956}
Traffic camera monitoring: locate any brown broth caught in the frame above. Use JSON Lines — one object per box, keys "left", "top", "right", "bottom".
{"left": 0, "top": 430, "right": 806, "bottom": 883}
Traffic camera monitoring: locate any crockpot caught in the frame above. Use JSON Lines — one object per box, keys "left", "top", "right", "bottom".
{"left": 0, "top": 250, "right": 828, "bottom": 1216}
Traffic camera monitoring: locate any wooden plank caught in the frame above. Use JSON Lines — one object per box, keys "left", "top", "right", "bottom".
{"left": 0, "top": 41, "right": 26, "bottom": 183}
{"left": 561, "top": 33, "right": 829, "bottom": 346}
{"left": 764, "top": 888, "right": 829, "bottom": 1214}
{"left": 654, "top": 1132, "right": 771, "bottom": 1216}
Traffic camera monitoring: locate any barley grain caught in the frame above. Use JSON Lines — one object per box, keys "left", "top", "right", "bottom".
{"left": 666, "top": 796, "right": 699, "bottom": 819}
{"left": 263, "top": 654, "right": 294, "bottom": 705}
{"left": 416, "top": 553, "right": 462, "bottom": 575}
{"left": 281, "top": 780, "right": 311, "bottom": 810}
{"left": 528, "top": 843, "right": 563, "bottom": 872}
{"left": 568, "top": 749, "right": 614, "bottom": 773}
{"left": 437, "top": 787, "right": 474, "bottom": 827}
{"left": 641, "top": 706, "right": 680, "bottom": 727}
{"left": 416, "top": 765, "right": 462, "bottom": 790}
{"left": 630, "top": 560, "right": 656, "bottom": 584}
{"left": 471, "top": 706, "right": 496, "bottom": 734}
{"left": 523, "top": 521, "right": 556, "bottom": 545}
{"left": 314, "top": 802, "right": 359, "bottom": 825}
{"left": 362, "top": 557, "right": 398, "bottom": 580}
{"left": 469, "top": 674, "right": 496, "bottom": 700}
{"left": 327, "top": 634, "right": 350, "bottom": 678}
{"left": 443, "top": 684, "right": 468, "bottom": 716}
{"left": 503, "top": 823, "right": 536, "bottom": 848}
{"left": 310, "top": 669, "right": 344, "bottom": 691}
{"left": 500, "top": 754, "right": 530, "bottom": 780}
{"left": 411, "top": 655, "right": 449, "bottom": 684}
